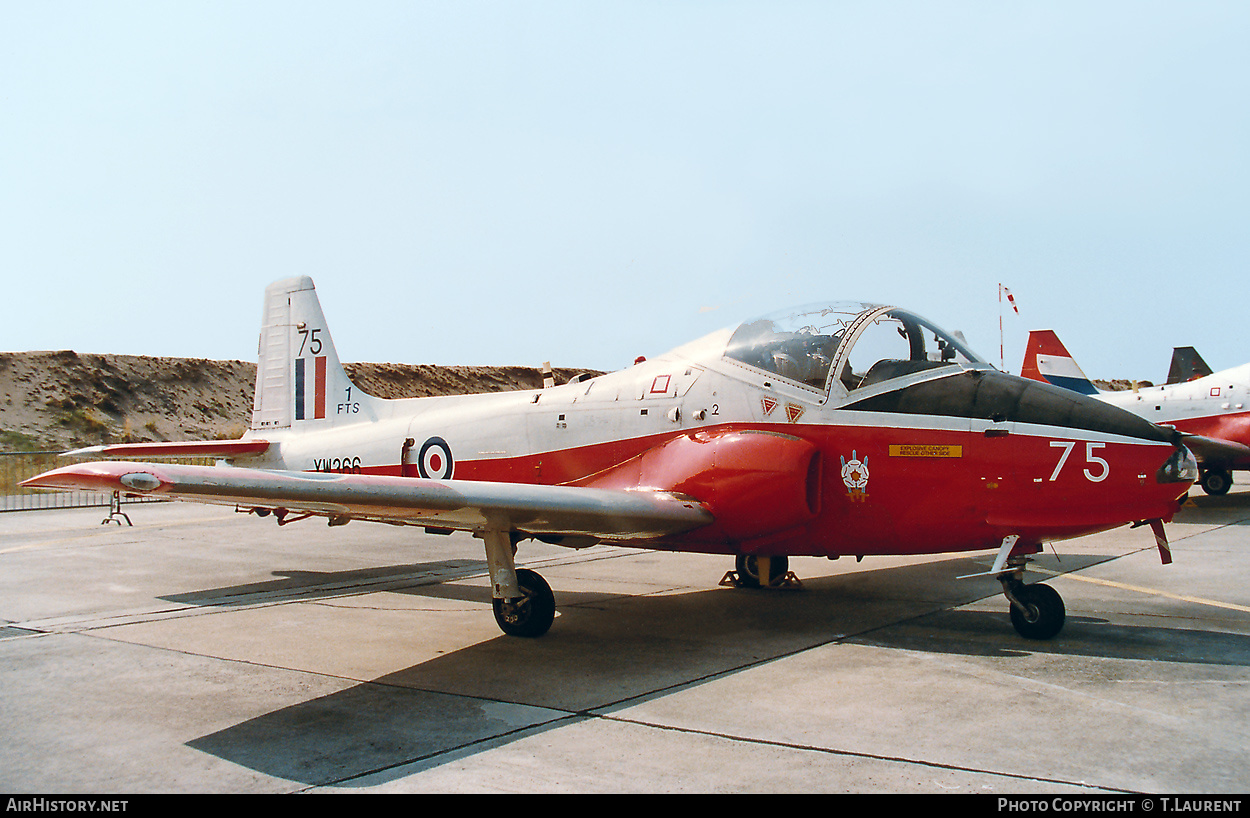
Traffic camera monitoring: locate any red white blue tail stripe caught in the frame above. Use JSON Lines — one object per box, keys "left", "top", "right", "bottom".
{"left": 1020, "top": 330, "right": 1099, "bottom": 395}
{"left": 294, "top": 356, "right": 328, "bottom": 420}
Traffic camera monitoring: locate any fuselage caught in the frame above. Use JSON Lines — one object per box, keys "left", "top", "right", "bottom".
{"left": 239, "top": 306, "right": 1194, "bottom": 560}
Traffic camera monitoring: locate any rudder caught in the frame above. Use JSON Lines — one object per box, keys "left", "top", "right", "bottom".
{"left": 250, "top": 277, "right": 376, "bottom": 431}
{"left": 1019, "top": 330, "right": 1099, "bottom": 396}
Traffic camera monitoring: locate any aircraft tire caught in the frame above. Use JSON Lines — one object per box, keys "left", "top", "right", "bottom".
{"left": 1009, "top": 583, "right": 1066, "bottom": 640}
{"left": 1200, "top": 469, "right": 1232, "bottom": 496}
{"left": 735, "top": 554, "right": 789, "bottom": 588}
{"left": 493, "top": 568, "right": 556, "bottom": 638}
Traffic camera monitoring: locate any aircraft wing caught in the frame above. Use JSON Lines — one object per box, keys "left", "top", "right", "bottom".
{"left": 20, "top": 461, "right": 713, "bottom": 541}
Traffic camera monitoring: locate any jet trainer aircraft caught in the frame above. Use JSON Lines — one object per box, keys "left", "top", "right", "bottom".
{"left": 25, "top": 278, "right": 1199, "bottom": 641}
{"left": 1021, "top": 329, "right": 1250, "bottom": 496}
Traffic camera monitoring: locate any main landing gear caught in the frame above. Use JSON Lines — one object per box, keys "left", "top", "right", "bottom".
{"left": 721, "top": 554, "right": 802, "bottom": 589}
{"left": 1200, "top": 467, "right": 1233, "bottom": 496}
{"left": 479, "top": 529, "right": 556, "bottom": 638}
{"left": 493, "top": 568, "right": 556, "bottom": 638}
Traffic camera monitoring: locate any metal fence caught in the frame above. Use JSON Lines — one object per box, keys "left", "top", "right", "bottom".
{"left": 0, "top": 451, "right": 211, "bottom": 512}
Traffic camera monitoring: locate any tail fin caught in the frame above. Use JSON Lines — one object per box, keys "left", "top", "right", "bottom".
{"left": 1166, "top": 346, "right": 1214, "bottom": 384}
{"left": 1019, "top": 330, "right": 1100, "bottom": 396}
{"left": 250, "top": 277, "right": 377, "bottom": 431}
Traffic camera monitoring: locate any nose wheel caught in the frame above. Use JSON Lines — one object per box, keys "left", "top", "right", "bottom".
{"left": 1000, "top": 574, "right": 1066, "bottom": 640}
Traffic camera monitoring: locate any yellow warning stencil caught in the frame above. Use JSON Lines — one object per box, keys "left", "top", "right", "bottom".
{"left": 889, "top": 444, "right": 963, "bottom": 458}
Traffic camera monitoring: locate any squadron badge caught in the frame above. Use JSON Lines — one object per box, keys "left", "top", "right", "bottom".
{"left": 840, "top": 450, "right": 870, "bottom": 502}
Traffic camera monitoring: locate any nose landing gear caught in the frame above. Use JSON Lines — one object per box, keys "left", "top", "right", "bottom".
{"left": 998, "top": 556, "right": 1066, "bottom": 640}
{"left": 969, "top": 536, "right": 1067, "bottom": 640}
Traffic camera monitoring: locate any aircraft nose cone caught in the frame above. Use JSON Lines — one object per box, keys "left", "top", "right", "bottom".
{"left": 1157, "top": 444, "right": 1199, "bottom": 485}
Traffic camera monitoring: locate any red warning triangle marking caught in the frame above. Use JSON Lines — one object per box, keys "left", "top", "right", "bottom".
{"left": 785, "top": 403, "right": 804, "bottom": 423}
{"left": 761, "top": 397, "right": 777, "bottom": 416}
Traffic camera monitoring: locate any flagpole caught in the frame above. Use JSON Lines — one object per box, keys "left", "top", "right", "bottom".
{"left": 998, "top": 283, "right": 1004, "bottom": 370}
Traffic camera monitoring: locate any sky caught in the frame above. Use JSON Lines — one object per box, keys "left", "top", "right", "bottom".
{"left": 3, "top": 1, "right": 1248, "bottom": 382}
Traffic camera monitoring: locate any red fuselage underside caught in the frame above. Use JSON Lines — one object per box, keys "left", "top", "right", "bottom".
{"left": 359, "top": 421, "right": 1186, "bottom": 558}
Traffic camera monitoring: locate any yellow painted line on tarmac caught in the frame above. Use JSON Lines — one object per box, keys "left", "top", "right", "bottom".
{"left": 0, "top": 515, "right": 251, "bottom": 555}
{"left": 1034, "top": 567, "right": 1250, "bottom": 615}
{"left": 0, "top": 537, "right": 106, "bottom": 555}
{"left": 0, "top": 532, "right": 154, "bottom": 554}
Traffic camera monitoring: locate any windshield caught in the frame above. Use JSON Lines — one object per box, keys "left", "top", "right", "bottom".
{"left": 723, "top": 302, "right": 985, "bottom": 393}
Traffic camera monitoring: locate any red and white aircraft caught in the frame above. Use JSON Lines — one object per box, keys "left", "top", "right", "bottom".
{"left": 1021, "top": 329, "right": 1250, "bottom": 496}
{"left": 25, "top": 277, "right": 1199, "bottom": 640}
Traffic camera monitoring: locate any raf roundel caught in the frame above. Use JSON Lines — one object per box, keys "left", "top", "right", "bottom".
{"left": 417, "top": 437, "right": 455, "bottom": 480}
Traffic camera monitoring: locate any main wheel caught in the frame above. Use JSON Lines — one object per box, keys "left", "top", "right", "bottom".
{"left": 1009, "top": 583, "right": 1066, "bottom": 640}
{"left": 1201, "top": 469, "right": 1232, "bottom": 496}
{"left": 735, "top": 554, "right": 789, "bottom": 588}
{"left": 492, "top": 568, "right": 556, "bottom": 638}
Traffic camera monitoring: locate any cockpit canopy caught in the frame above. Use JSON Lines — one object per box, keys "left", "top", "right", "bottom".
{"left": 722, "top": 302, "right": 986, "bottom": 396}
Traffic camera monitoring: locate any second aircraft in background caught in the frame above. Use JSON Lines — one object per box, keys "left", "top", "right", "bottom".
{"left": 1021, "top": 330, "right": 1250, "bottom": 495}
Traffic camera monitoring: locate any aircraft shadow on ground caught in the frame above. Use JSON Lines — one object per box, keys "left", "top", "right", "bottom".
{"left": 865, "top": 608, "right": 1250, "bottom": 665}
{"left": 158, "top": 559, "right": 487, "bottom": 607}
{"left": 1176, "top": 489, "right": 1250, "bottom": 526}
{"left": 184, "top": 551, "right": 1250, "bottom": 788}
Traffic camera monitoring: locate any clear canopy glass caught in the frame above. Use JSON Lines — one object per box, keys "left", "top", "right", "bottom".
{"left": 722, "top": 302, "right": 986, "bottom": 394}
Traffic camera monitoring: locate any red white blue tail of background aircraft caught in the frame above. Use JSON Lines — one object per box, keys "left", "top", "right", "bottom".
{"left": 1019, "top": 330, "right": 1101, "bottom": 396}
{"left": 1021, "top": 329, "right": 1250, "bottom": 497}
{"left": 25, "top": 278, "right": 1199, "bottom": 640}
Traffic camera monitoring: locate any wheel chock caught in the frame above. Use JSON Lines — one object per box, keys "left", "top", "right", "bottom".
{"left": 718, "top": 570, "right": 803, "bottom": 590}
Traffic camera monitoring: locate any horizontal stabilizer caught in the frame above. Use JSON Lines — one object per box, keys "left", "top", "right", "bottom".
{"left": 62, "top": 440, "right": 271, "bottom": 459}
{"left": 21, "top": 461, "right": 713, "bottom": 542}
